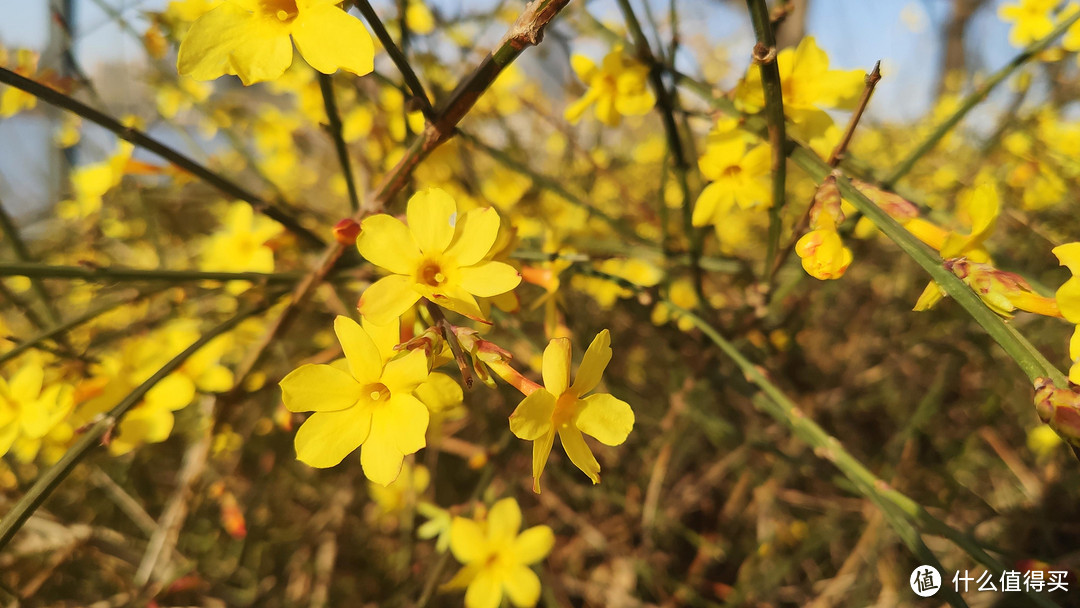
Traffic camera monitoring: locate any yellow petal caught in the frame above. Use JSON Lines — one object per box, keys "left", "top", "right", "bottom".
{"left": 377, "top": 393, "right": 428, "bottom": 455}
{"left": 541, "top": 338, "right": 571, "bottom": 395}
{"left": 444, "top": 207, "right": 500, "bottom": 267}
{"left": 913, "top": 281, "right": 945, "bottom": 312}
{"left": 177, "top": 3, "right": 249, "bottom": 81}
{"left": 509, "top": 389, "right": 555, "bottom": 440}
{"left": 334, "top": 316, "right": 382, "bottom": 384}
{"left": 144, "top": 373, "right": 196, "bottom": 412}
{"left": 380, "top": 349, "right": 430, "bottom": 394}
{"left": 408, "top": 188, "right": 457, "bottom": 255}
{"left": 570, "top": 53, "right": 598, "bottom": 83}
{"left": 570, "top": 330, "right": 611, "bottom": 396}
{"left": 576, "top": 393, "right": 634, "bottom": 446}
{"left": 430, "top": 284, "right": 487, "bottom": 322}
{"left": 294, "top": 406, "right": 372, "bottom": 468}
{"left": 357, "top": 214, "right": 422, "bottom": 274}
{"left": 1054, "top": 243, "right": 1080, "bottom": 276}
{"left": 512, "top": 525, "right": 555, "bottom": 565}
{"left": 503, "top": 565, "right": 542, "bottom": 608}
{"left": 531, "top": 430, "right": 555, "bottom": 494}
{"left": 458, "top": 261, "right": 521, "bottom": 298}
{"left": 360, "top": 423, "right": 405, "bottom": 485}
{"left": 362, "top": 315, "right": 401, "bottom": 363}
{"left": 228, "top": 31, "right": 294, "bottom": 85}
{"left": 415, "top": 371, "right": 464, "bottom": 412}
{"left": 359, "top": 275, "right": 422, "bottom": 325}
{"left": 1057, "top": 277, "right": 1080, "bottom": 323}
{"left": 464, "top": 568, "right": 503, "bottom": 608}
{"left": 279, "top": 363, "right": 362, "bottom": 412}
{"left": 292, "top": 3, "right": 375, "bottom": 76}
{"left": 449, "top": 516, "right": 488, "bottom": 563}
{"left": 559, "top": 426, "right": 600, "bottom": 484}
{"left": 487, "top": 497, "right": 522, "bottom": 544}
{"left": 9, "top": 365, "right": 44, "bottom": 403}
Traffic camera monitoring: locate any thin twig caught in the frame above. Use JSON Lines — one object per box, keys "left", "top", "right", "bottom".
{"left": 353, "top": 0, "right": 432, "bottom": 115}
{"left": 881, "top": 10, "right": 1080, "bottom": 187}
{"left": 318, "top": 73, "right": 362, "bottom": 214}
{"left": 614, "top": 0, "right": 704, "bottom": 299}
{"left": 0, "top": 262, "right": 306, "bottom": 284}
{"left": 0, "top": 67, "right": 325, "bottom": 248}
{"left": 767, "top": 61, "right": 881, "bottom": 280}
{"left": 424, "top": 301, "right": 473, "bottom": 390}
{"left": 0, "top": 197, "right": 61, "bottom": 325}
{"left": 745, "top": 0, "right": 788, "bottom": 280}
{"left": 0, "top": 298, "right": 279, "bottom": 552}
{"left": 228, "top": 0, "right": 572, "bottom": 392}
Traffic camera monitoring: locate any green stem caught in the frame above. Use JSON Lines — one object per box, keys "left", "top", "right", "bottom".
{"left": 881, "top": 11, "right": 1080, "bottom": 188}
{"left": 0, "top": 262, "right": 307, "bottom": 284}
{"left": 614, "top": 0, "right": 704, "bottom": 298}
{"left": 318, "top": 73, "right": 362, "bottom": 213}
{"left": 670, "top": 302, "right": 1056, "bottom": 608}
{"left": 0, "top": 288, "right": 166, "bottom": 367}
{"left": 0, "top": 298, "right": 277, "bottom": 551}
{"left": 353, "top": 0, "right": 432, "bottom": 116}
{"left": 0, "top": 197, "right": 60, "bottom": 325}
{"left": 0, "top": 67, "right": 325, "bottom": 249}
{"left": 744, "top": 0, "right": 787, "bottom": 279}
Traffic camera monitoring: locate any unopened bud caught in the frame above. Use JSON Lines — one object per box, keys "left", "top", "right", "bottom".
{"left": 333, "top": 218, "right": 361, "bottom": 244}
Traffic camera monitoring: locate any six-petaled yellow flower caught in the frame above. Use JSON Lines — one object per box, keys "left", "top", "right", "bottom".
{"left": 509, "top": 330, "right": 634, "bottom": 493}
{"left": 564, "top": 46, "right": 655, "bottom": 126}
{"left": 178, "top": 0, "right": 375, "bottom": 85}
{"left": 280, "top": 315, "right": 430, "bottom": 485}
{"left": 356, "top": 187, "right": 521, "bottom": 325}
{"left": 444, "top": 497, "right": 555, "bottom": 608}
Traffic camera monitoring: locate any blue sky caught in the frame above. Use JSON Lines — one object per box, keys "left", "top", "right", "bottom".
{"left": 1, "top": 0, "right": 1021, "bottom": 122}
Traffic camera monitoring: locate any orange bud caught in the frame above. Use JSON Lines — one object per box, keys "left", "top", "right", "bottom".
{"left": 333, "top": 218, "right": 361, "bottom": 244}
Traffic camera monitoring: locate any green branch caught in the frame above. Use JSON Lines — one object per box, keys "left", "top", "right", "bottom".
{"left": 0, "top": 67, "right": 325, "bottom": 249}
{"left": 881, "top": 11, "right": 1080, "bottom": 188}
{"left": 318, "top": 73, "right": 362, "bottom": 213}
{"left": 0, "top": 298, "right": 278, "bottom": 552}
{"left": 0, "top": 263, "right": 307, "bottom": 284}
{"left": 353, "top": 0, "right": 432, "bottom": 116}
{"left": 670, "top": 302, "right": 1056, "bottom": 608}
{"left": 0, "top": 197, "right": 61, "bottom": 325}
{"left": 745, "top": 0, "right": 788, "bottom": 279}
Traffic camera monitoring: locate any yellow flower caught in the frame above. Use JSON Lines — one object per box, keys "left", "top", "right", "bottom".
{"left": 357, "top": 188, "right": 521, "bottom": 324}
{"left": 280, "top": 316, "right": 430, "bottom": 485}
{"left": 201, "top": 201, "right": 283, "bottom": 293}
{"left": 0, "top": 50, "right": 39, "bottom": 118}
{"left": 692, "top": 137, "right": 772, "bottom": 228}
{"left": 444, "top": 498, "right": 555, "bottom": 608}
{"left": 509, "top": 330, "right": 634, "bottom": 493}
{"left": 368, "top": 461, "right": 430, "bottom": 517}
{"left": 795, "top": 228, "right": 852, "bottom": 280}
{"left": 0, "top": 363, "right": 75, "bottom": 460}
{"left": 564, "top": 46, "right": 655, "bottom": 126}
{"left": 177, "top": 0, "right": 375, "bottom": 85}
{"left": 735, "top": 36, "right": 864, "bottom": 140}
{"left": 998, "top": 0, "right": 1057, "bottom": 47}
{"left": 945, "top": 258, "right": 1060, "bottom": 319}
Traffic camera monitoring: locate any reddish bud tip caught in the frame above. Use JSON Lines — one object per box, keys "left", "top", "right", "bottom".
{"left": 333, "top": 218, "right": 361, "bottom": 244}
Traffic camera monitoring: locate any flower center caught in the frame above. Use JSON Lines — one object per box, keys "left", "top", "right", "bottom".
{"left": 722, "top": 165, "right": 742, "bottom": 178}
{"left": 551, "top": 391, "right": 579, "bottom": 428}
{"left": 418, "top": 260, "right": 447, "bottom": 287}
{"left": 364, "top": 382, "right": 391, "bottom": 403}
{"left": 259, "top": 0, "right": 299, "bottom": 22}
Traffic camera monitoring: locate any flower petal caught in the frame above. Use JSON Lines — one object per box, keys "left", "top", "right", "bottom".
{"left": 359, "top": 275, "right": 422, "bottom": 325}
{"left": 225, "top": 27, "right": 294, "bottom": 86}
{"left": 444, "top": 207, "right": 500, "bottom": 267}
{"left": 334, "top": 316, "right": 382, "bottom": 384}
{"left": 449, "top": 517, "right": 487, "bottom": 563}
{"left": 576, "top": 393, "right": 634, "bottom": 446}
{"left": 503, "top": 565, "right": 542, "bottom": 608}
{"left": 359, "top": 424, "right": 405, "bottom": 485}
{"left": 512, "top": 525, "right": 555, "bottom": 565}
{"left": 294, "top": 406, "right": 372, "bottom": 468}
{"left": 377, "top": 392, "right": 429, "bottom": 455}
{"left": 177, "top": 3, "right": 249, "bottom": 81}
{"left": 431, "top": 284, "right": 487, "bottom": 322}
{"left": 487, "top": 497, "right": 522, "bottom": 543}
{"left": 531, "top": 429, "right": 555, "bottom": 494}
{"left": 464, "top": 568, "right": 503, "bottom": 608}
{"left": 279, "top": 363, "right": 362, "bottom": 412}
{"left": 542, "top": 338, "right": 571, "bottom": 396}
{"left": 357, "top": 214, "right": 422, "bottom": 274}
{"left": 570, "top": 329, "right": 611, "bottom": 396}
{"left": 509, "top": 389, "right": 555, "bottom": 441}
{"left": 459, "top": 261, "right": 521, "bottom": 298}
{"left": 408, "top": 188, "right": 457, "bottom": 255}
{"left": 559, "top": 426, "right": 600, "bottom": 484}
{"left": 380, "top": 349, "right": 430, "bottom": 394}
{"left": 292, "top": 3, "right": 375, "bottom": 76}
{"left": 362, "top": 315, "right": 401, "bottom": 363}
